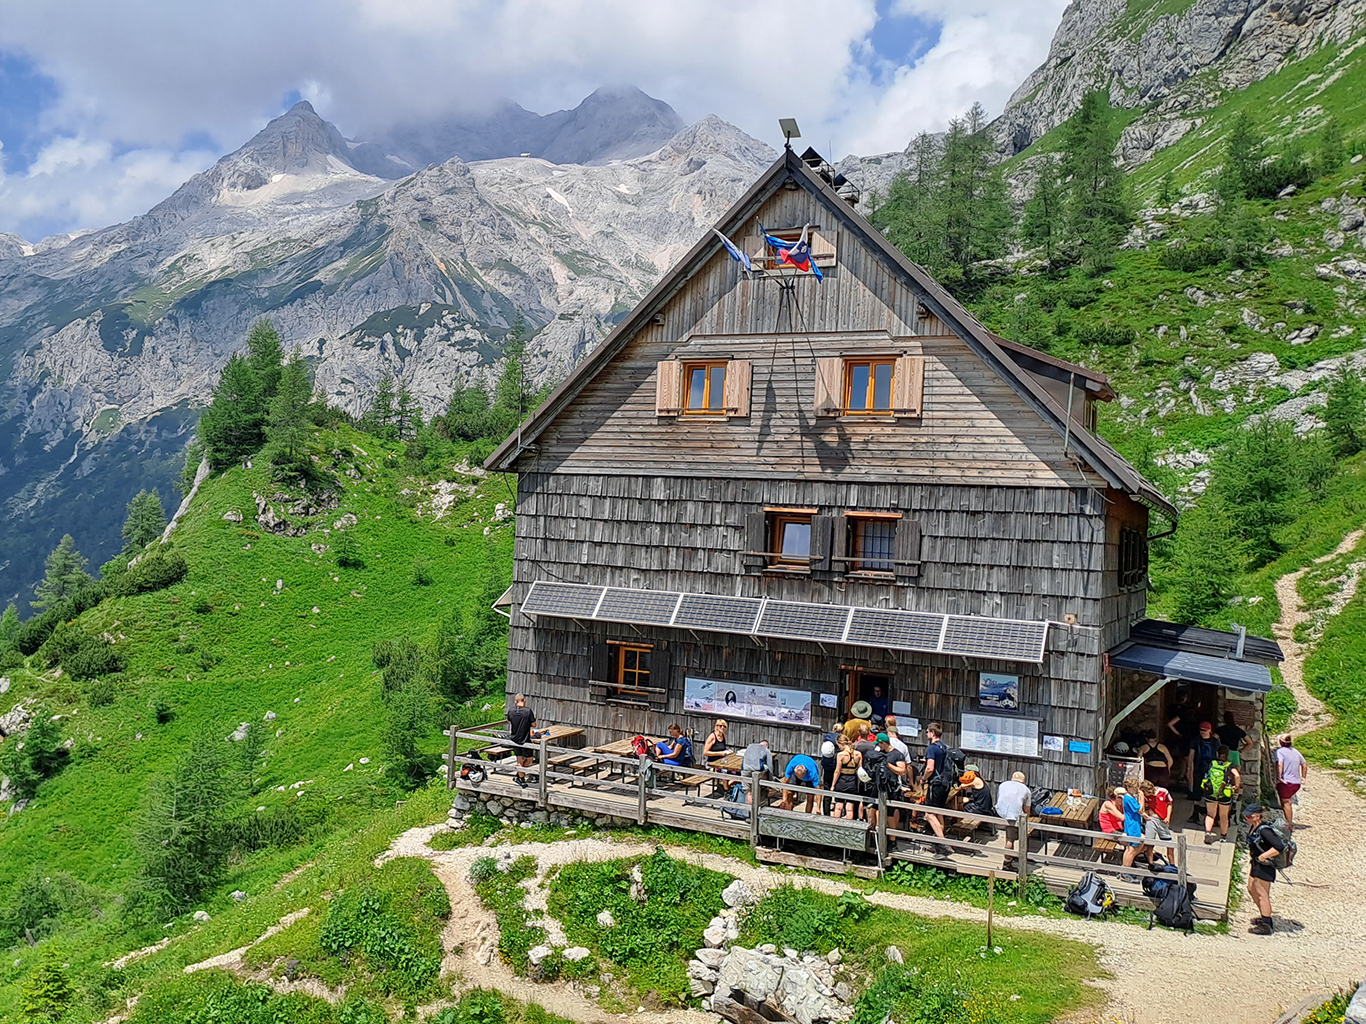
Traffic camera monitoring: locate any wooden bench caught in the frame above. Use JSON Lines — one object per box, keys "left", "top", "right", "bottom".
{"left": 550, "top": 754, "right": 601, "bottom": 777}
{"left": 654, "top": 765, "right": 714, "bottom": 796}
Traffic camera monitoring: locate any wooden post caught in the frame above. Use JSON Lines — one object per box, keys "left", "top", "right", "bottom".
{"left": 876, "top": 791, "right": 888, "bottom": 866}
{"left": 1016, "top": 814, "right": 1029, "bottom": 889}
{"left": 987, "top": 871, "right": 995, "bottom": 948}
{"left": 1177, "top": 832, "right": 1188, "bottom": 891}
{"left": 538, "top": 734, "right": 549, "bottom": 808}
{"left": 637, "top": 755, "right": 649, "bottom": 825}
{"left": 446, "top": 727, "right": 457, "bottom": 792}
{"left": 749, "top": 771, "right": 761, "bottom": 852}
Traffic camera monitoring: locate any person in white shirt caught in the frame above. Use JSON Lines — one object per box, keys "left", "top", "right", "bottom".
{"left": 883, "top": 715, "right": 911, "bottom": 758}
{"left": 995, "top": 771, "right": 1032, "bottom": 865}
{"left": 1274, "top": 734, "right": 1309, "bottom": 830}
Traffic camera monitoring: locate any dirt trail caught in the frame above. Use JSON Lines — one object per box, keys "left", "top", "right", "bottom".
{"left": 1271, "top": 529, "right": 1363, "bottom": 733}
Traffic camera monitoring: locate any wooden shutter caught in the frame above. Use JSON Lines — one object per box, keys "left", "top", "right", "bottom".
{"left": 743, "top": 511, "right": 767, "bottom": 572}
{"left": 810, "top": 514, "right": 833, "bottom": 572}
{"left": 649, "top": 642, "right": 672, "bottom": 710}
{"left": 655, "top": 360, "right": 682, "bottom": 416}
{"left": 831, "top": 512, "right": 847, "bottom": 573}
{"left": 589, "top": 641, "right": 613, "bottom": 685}
{"left": 894, "top": 519, "right": 923, "bottom": 583}
{"left": 893, "top": 355, "right": 925, "bottom": 418}
{"left": 810, "top": 229, "right": 836, "bottom": 267}
{"left": 814, "top": 357, "right": 844, "bottom": 417}
{"left": 724, "top": 359, "right": 752, "bottom": 417}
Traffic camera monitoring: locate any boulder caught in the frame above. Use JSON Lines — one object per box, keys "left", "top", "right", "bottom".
{"left": 596, "top": 910, "right": 616, "bottom": 928}
{"left": 1345, "top": 980, "right": 1366, "bottom": 1024}
{"left": 563, "top": 946, "right": 592, "bottom": 962}
{"left": 695, "top": 947, "right": 726, "bottom": 968}
{"left": 826, "top": 948, "right": 842, "bottom": 965}
{"left": 885, "top": 945, "right": 903, "bottom": 964}
{"left": 264, "top": 711, "right": 277, "bottom": 721}
{"left": 688, "top": 978, "right": 715, "bottom": 997}
{"left": 721, "top": 879, "right": 757, "bottom": 908}
{"left": 222, "top": 510, "right": 243, "bottom": 522}
{"left": 703, "top": 926, "right": 728, "bottom": 949}
{"left": 0, "top": 678, "right": 9, "bottom": 695}
{"left": 193, "top": 910, "right": 210, "bottom": 922}
{"left": 687, "top": 960, "right": 720, "bottom": 982}
{"left": 228, "top": 722, "right": 250, "bottom": 742}
{"left": 231, "top": 891, "right": 247, "bottom": 902}
{"left": 527, "top": 944, "right": 552, "bottom": 967}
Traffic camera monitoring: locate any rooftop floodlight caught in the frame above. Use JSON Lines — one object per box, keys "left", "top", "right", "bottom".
{"left": 778, "top": 118, "right": 801, "bottom": 148}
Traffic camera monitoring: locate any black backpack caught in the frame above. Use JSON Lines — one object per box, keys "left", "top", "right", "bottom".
{"left": 1064, "top": 872, "right": 1115, "bottom": 919}
{"left": 866, "top": 751, "right": 903, "bottom": 797}
{"left": 1148, "top": 881, "right": 1196, "bottom": 933}
{"left": 935, "top": 747, "right": 966, "bottom": 786}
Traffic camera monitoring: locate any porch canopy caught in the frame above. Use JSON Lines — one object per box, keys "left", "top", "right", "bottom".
{"left": 1109, "top": 644, "right": 1274, "bottom": 693}
{"left": 517, "top": 580, "right": 1051, "bottom": 664}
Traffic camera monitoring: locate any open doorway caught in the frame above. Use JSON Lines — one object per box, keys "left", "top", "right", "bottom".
{"left": 843, "top": 667, "right": 892, "bottom": 721}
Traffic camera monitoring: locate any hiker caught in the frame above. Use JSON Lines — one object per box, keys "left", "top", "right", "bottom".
{"left": 884, "top": 715, "right": 911, "bottom": 758}
{"left": 507, "top": 692, "right": 544, "bottom": 789}
{"left": 1136, "top": 729, "right": 1175, "bottom": 789}
{"left": 1187, "top": 721, "right": 1220, "bottom": 818}
{"left": 868, "top": 684, "right": 890, "bottom": 721}
{"left": 830, "top": 735, "right": 863, "bottom": 820}
{"left": 953, "top": 763, "right": 996, "bottom": 835}
{"left": 780, "top": 752, "right": 821, "bottom": 812}
{"left": 1202, "top": 745, "right": 1240, "bottom": 844}
{"left": 1244, "top": 803, "right": 1286, "bottom": 935}
{"left": 996, "top": 771, "right": 1032, "bottom": 866}
{"left": 1099, "top": 787, "right": 1125, "bottom": 834}
{"left": 1275, "top": 734, "right": 1308, "bottom": 831}
{"left": 922, "top": 722, "right": 952, "bottom": 860}
{"left": 655, "top": 723, "right": 692, "bottom": 766}
{"left": 867, "top": 732, "right": 909, "bottom": 833}
{"left": 1139, "top": 779, "right": 1175, "bottom": 862}
{"left": 843, "top": 700, "right": 873, "bottom": 743}
{"left": 1217, "top": 710, "right": 1250, "bottom": 768}
{"left": 1120, "top": 780, "right": 1153, "bottom": 870}
{"left": 702, "top": 718, "right": 730, "bottom": 762}
{"left": 1166, "top": 691, "right": 1199, "bottom": 785}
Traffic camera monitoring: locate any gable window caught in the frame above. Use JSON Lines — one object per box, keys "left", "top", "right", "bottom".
{"left": 815, "top": 355, "right": 924, "bottom": 418}
{"left": 684, "top": 362, "right": 727, "bottom": 413}
{"left": 846, "top": 513, "right": 898, "bottom": 574}
{"left": 845, "top": 359, "right": 896, "bottom": 413}
{"left": 1119, "top": 527, "right": 1148, "bottom": 590}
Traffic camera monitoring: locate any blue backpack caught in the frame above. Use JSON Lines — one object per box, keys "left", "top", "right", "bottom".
{"left": 675, "top": 736, "right": 694, "bottom": 767}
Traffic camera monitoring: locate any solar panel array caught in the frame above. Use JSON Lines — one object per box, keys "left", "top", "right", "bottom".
{"left": 518, "top": 580, "right": 1049, "bottom": 663}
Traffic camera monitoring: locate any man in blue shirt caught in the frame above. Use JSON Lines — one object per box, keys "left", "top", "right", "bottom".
{"left": 779, "top": 753, "right": 821, "bottom": 812}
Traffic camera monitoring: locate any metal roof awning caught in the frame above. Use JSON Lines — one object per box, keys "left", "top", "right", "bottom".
{"left": 1128, "top": 619, "right": 1283, "bottom": 665}
{"left": 1110, "top": 644, "right": 1274, "bottom": 693}
{"left": 517, "top": 580, "right": 1050, "bottom": 664}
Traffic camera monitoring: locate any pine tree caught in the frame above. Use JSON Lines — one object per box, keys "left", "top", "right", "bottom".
{"left": 1219, "top": 112, "right": 1261, "bottom": 202}
{"left": 1214, "top": 416, "right": 1300, "bottom": 568}
{"left": 877, "top": 132, "right": 947, "bottom": 276}
{"left": 364, "top": 372, "right": 397, "bottom": 439}
{"left": 1318, "top": 116, "right": 1345, "bottom": 176}
{"left": 20, "top": 947, "right": 72, "bottom": 1024}
{"left": 937, "top": 103, "right": 1012, "bottom": 281}
{"left": 199, "top": 354, "right": 265, "bottom": 468}
{"left": 263, "top": 351, "right": 316, "bottom": 480}
{"left": 0, "top": 603, "right": 18, "bottom": 644}
{"left": 1156, "top": 168, "right": 1175, "bottom": 207}
{"left": 1217, "top": 200, "right": 1269, "bottom": 269}
{"left": 32, "top": 535, "right": 92, "bottom": 611}
{"left": 396, "top": 387, "right": 419, "bottom": 441}
{"left": 1021, "top": 158, "right": 1064, "bottom": 264}
{"left": 244, "top": 319, "right": 285, "bottom": 401}
{"left": 1323, "top": 364, "right": 1366, "bottom": 457}
{"left": 492, "top": 312, "right": 532, "bottom": 438}
{"left": 444, "top": 380, "right": 493, "bottom": 441}
{"left": 121, "top": 489, "right": 167, "bottom": 553}
{"left": 1062, "top": 91, "right": 1129, "bottom": 274}
{"left": 1169, "top": 496, "right": 1244, "bottom": 625}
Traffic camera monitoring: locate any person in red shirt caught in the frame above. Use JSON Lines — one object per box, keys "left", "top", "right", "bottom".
{"left": 1099, "top": 788, "right": 1125, "bottom": 833}
{"left": 1139, "top": 779, "right": 1175, "bottom": 864}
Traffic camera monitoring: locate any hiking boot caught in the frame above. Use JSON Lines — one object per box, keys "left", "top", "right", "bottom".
{"left": 1203, "top": 831, "right": 1217, "bottom": 845}
{"left": 1248, "top": 916, "right": 1273, "bottom": 935}
{"left": 515, "top": 775, "right": 528, "bottom": 789}
{"left": 932, "top": 846, "right": 951, "bottom": 861}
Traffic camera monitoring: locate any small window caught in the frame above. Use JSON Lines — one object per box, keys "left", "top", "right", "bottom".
{"left": 684, "top": 361, "right": 727, "bottom": 413}
{"left": 770, "top": 513, "right": 813, "bottom": 568}
{"left": 845, "top": 359, "right": 896, "bottom": 413}
{"left": 1119, "top": 527, "right": 1148, "bottom": 590}
{"left": 616, "top": 644, "right": 652, "bottom": 694}
{"left": 847, "top": 516, "right": 897, "bottom": 574}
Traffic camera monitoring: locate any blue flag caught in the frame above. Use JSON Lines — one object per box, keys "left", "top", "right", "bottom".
{"left": 712, "top": 229, "right": 752, "bottom": 272}
{"left": 760, "top": 222, "right": 824, "bottom": 281}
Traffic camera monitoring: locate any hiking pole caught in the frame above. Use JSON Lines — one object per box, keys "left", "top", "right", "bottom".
{"left": 987, "top": 871, "right": 996, "bottom": 949}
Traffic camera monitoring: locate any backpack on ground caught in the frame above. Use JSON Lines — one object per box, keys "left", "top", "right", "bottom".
{"left": 1064, "top": 872, "right": 1115, "bottom": 919}
{"left": 460, "top": 749, "right": 486, "bottom": 784}
{"left": 1141, "top": 875, "right": 1172, "bottom": 902}
{"left": 721, "top": 781, "right": 750, "bottom": 821}
{"left": 1255, "top": 821, "right": 1297, "bottom": 870}
{"left": 1148, "top": 881, "right": 1197, "bottom": 933}
{"left": 1201, "top": 760, "right": 1234, "bottom": 800}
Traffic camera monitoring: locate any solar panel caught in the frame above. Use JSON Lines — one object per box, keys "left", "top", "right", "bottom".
{"left": 673, "top": 593, "right": 763, "bottom": 633}
{"left": 520, "top": 581, "right": 605, "bottom": 618}
{"left": 756, "top": 601, "right": 852, "bottom": 642}
{"left": 595, "top": 587, "right": 682, "bottom": 625}
{"left": 846, "top": 608, "right": 946, "bottom": 652}
{"left": 940, "top": 616, "right": 1048, "bottom": 663}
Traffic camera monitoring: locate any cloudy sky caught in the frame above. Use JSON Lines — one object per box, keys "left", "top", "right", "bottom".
{"left": 0, "top": 0, "right": 1069, "bottom": 242}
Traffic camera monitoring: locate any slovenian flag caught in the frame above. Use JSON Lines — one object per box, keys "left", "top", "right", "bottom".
{"left": 761, "top": 223, "right": 824, "bottom": 281}
{"left": 713, "top": 229, "right": 752, "bottom": 272}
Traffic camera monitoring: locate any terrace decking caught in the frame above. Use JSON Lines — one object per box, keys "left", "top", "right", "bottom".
{"left": 448, "top": 727, "right": 1236, "bottom": 920}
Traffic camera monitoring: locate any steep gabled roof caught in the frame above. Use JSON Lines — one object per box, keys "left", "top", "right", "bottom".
{"left": 486, "top": 148, "right": 1176, "bottom": 521}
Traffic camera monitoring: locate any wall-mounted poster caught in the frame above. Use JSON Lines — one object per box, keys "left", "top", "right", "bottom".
{"left": 960, "top": 713, "right": 1040, "bottom": 758}
{"left": 978, "top": 672, "right": 1020, "bottom": 712}
{"left": 683, "top": 677, "right": 813, "bottom": 726}
{"left": 1042, "top": 735, "right": 1065, "bottom": 753}
{"left": 819, "top": 693, "right": 838, "bottom": 709}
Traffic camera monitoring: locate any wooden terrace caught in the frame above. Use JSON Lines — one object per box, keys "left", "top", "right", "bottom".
{"left": 447, "top": 723, "right": 1236, "bottom": 920}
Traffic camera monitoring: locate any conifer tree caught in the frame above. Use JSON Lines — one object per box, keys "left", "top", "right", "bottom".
{"left": 199, "top": 354, "right": 265, "bottom": 468}
{"left": 121, "top": 489, "right": 167, "bottom": 553}
{"left": 396, "top": 386, "right": 419, "bottom": 441}
{"left": 1169, "top": 497, "right": 1244, "bottom": 626}
{"left": 444, "top": 380, "right": 493, "bottom": 441}
{"left": 877, "top": 132, "right": 947, "bottom": 276}
{"left": 1324, "top": 364, "right": 1366, "bottom": 457}
{"left": 938, "top": 103, "right": 1011, "bottom": 281}
{"left": 0, "top": 603, "right": 18, "bottom": 644}
{"left": 1062, "top": 91, "right": 1129, "bottom": 274}
{"left": 244, "top": 318, "right": 285, "bottom": 401}
{"left": 365, "top": 371, "right": 397, "bottom": 439}
{"left": 1317, "top": 116, "right": 1345, "bottom": 176}
{"left": 1021, "top": 158, "right": 1064, "bottom": 264}
{"left": 20, "top": 946, "right": 72, "bottom": 1024}
{"left": 1219, "top": 112, "right": 1259, "bottom": 202}
{"left": 32, "top": 535, "right": 91, "bottom": 611}
{"left": 1214, "top": 416, "right": 1300, "bottom": 567}
{"left": 1156, "top": 168, "right": 1176, "bottom": 207}
{"left": 263, "top": 351, "right": 316, "bottom": 479}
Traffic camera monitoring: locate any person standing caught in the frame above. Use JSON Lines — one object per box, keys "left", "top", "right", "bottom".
{"left": 884, "top": 716, "right": 911, "bottom": 759}
{"left": 1202, "top": 746, "right": 1240, "bottom": 844}
{"left": 1217, "top": 711, "right": 1250, "bottom": 769}
{"left": 1120, "top": 781, "right": 1153, "bottom": 871}
{"left": 1187, "top": 721, "right": 1219, "bottom": 820}
{"left": 1136, "top": 730, "right": 1174, "bottom": 789}
{"left": 995, "top": 771, "right": 1032, "bottom": 866}
{"left": 1274, "top": 734, "right": 1309, "bottom": 830}
{"left": 507, "top": 692, "right": 543, "bottom": 789}
{"left": 868, "top": 684, "right": 890, "bottom": 721}
{"left": 1244, "top": 803, "right": 1285, "bottom": 935}
{"left": 831, "top": 735, "right": 862, "bottom": 820}
{"left": 922, "top": 722, "right": 952, "bottom": 860}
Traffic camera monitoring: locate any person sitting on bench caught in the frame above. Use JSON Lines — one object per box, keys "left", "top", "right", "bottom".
{"left": 780, "top": 753, "right": 821, "bottom": 812}
{"left": 655, "top": 724, "right": 693, "bottom": 767}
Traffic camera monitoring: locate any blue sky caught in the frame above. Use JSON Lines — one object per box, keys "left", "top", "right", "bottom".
{"left": 0, "top": 0, "right": 1067, "bottom": 242}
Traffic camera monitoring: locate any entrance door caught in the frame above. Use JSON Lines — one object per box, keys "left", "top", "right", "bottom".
{"left": 843, "top": 668, "right": 892, "bottom": 720}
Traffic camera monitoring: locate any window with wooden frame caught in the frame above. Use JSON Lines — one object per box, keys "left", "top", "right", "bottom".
{"left": 1119, "top": 527, "right": 1148, "bottom": 590}
{"left": 845, "top": 512, "right": 899, "bottom": 575}
{"left": 590, "top": 639, "right": 671, "bottom": 709}
{"left": 741, "top": 507, "right": 828, "bottom": 573}
{"left": 616, "top": 643, "right": 652, "bottom": 694}
{"left": 656, "top": 358, "right": 752, "bottom": 418}
{"left": 683, "top": 361, "right": 728, "bottom": 414}
{"left": 814, "top": 354, "right": 924, "bottom": 418}
{"left": 770, "top": 512, "right": 814, "bottom": 568}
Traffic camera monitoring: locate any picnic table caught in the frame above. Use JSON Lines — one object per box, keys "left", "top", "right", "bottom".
{"left": 1030, "top": 791, "right": 1100, "bottom": 854}
{"left": 539, "top": 724, "right": 585, "bottom": 744}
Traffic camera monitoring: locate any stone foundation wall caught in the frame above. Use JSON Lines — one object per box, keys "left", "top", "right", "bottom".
{"left": 450, "top": 786, "right": 640, "bottom": 831}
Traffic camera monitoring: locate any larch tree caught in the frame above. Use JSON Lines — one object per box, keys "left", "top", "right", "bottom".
{"left": 365, "top": 371, "right": 397, "bottom": 439}
{"left": 199, "top": 354, "right": 265, "bottom": 468}
{"left": 263, "top": 351, "right": 316, "bottom": 480}
{"left": 121, "top": 488, "right": 167, "bottom": 553}
{"left": 1021, "top": 157, "right": 1064, "bottom": 264}
{"left": 32, "top": 535, "right": 92, "bottom": 610}
{"left": 1062, "top": 90, "right": 1129, "bottom": 274}
{"left": 244, "top": 318, "right": 285, "bottom": 401}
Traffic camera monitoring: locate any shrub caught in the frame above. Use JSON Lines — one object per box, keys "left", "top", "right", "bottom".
{"left": 0, "top": 646, "right": 23, "bottom": 671}
{"left": 127, "top": 971, "right": 337, "bottom": 1024}
{"left": 411, "top": 558, "right": 434, "bottom": 586}
{"left": 1073, "top": 321, "right": 1136, "bottom": 347}
{"left": 335, "top": 533, "right": 364, "bottom": 569}
{"left": 1, "top": 708, "right": 69, "bottom": 802}
{"left": 84, "top": 676, "right": 118, "bottom": 707}
{"left": 112, "top": 551, "right": 189, "bottom": 596}
{"left": 190, "top": 595, "right": 213, "bottom": 614}
{"left": 0, "top": 867, "right": 98, "bottom": 947}
{"left": 433, "top": 990, "right": 508, "bottom": 1024}
{"left": 1160, "top": 240, "right": 1223, "bottom": 272}
{"left": 20, "top": 947, "right": 72, "bottom": 1024}
{"left": 151, "top": 695, "right": 175, "bottom": 724}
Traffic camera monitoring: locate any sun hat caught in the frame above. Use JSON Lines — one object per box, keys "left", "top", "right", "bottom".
{"left": 850, "top": 700, "right": 873, "bottom": 719}
{"left": 1113, "top": 786, "right": 1128, "bottom": 796}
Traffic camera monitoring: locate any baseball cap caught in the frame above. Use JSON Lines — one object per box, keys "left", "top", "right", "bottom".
{"left": 876, "top": 732, "right": 890, "bottom": 743}
{"left": 1243, "top": 803, "right": 1264, "bottom": 817}
{"left": 1199, "top": 721, "right": 1213, "bottom": 731}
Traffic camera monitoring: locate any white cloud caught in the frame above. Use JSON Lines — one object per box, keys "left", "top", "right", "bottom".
{"left": 0, "top": 0, "right": 1067, "bottom": 237}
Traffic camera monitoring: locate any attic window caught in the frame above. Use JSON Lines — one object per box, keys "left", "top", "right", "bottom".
{"left": 684, "top": 362, "right": 727, "bottom": 413}
{"left": 743, "top": 227, "right": 836, "bottom": 272}
{"left": 656, "top": 359, "right": 752, "bottom": 418}
{"left": 814, "top": 355, "right": 925, "bottom": 418}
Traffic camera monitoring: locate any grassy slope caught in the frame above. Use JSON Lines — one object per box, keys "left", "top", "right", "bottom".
{"left": 0, "top": 425, "right": 514, "bottom": 1020}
